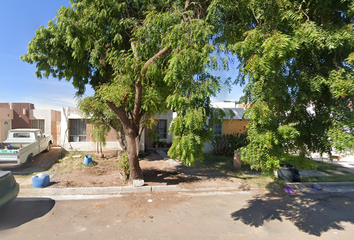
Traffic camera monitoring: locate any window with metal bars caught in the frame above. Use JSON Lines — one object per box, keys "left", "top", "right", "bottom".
{"left": 69, "top": 119, "right": 87, "bottom": 142}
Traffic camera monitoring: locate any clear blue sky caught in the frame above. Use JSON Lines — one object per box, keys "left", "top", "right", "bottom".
{"left": 0, "top": 0, "right": 243, "bottom": 111}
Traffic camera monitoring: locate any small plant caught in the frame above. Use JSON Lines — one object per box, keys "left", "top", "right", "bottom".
{"left": 118, "top": 151, "right": 130, "bottom": 180}
{"left": 158, "top": 140, "right": 164, "bottom": 148}
{"left": 87, "top": 161, "right": 98, "bottom": 167}
{"left": 211, "top": 132, "right": 248, "bottom": 156}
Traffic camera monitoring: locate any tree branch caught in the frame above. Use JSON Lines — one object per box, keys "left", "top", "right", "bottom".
{"left": 131, "top": 40, "right": 139, "bottom": 61}
{"left": 133, "top": 80, "right": 142, "bottom": 131}
{"left": 138, "top": 126, "right": 145, "bottom": 139}
{"left": 106, "top": 100, "right": 132, "bottom": 130}
{"left": 95, "top": 110, "right": 127, "bottom": 151}
{"left": 301, "top": 10, "right": 310, "bottom": 22}
{"left": 141, "top": 46, "right": 171, "bottom": 76}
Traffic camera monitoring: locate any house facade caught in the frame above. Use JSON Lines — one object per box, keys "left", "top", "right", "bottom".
{"left": 203, "top": 102, "right": 250, "bottom": 152}
{"left": 0, "top": 103, "right": 61, "bottom": 145}
{"left": 60, "top": 107, "right": 146, "bottom": 152}
{"left": 144, "top": 111, "right": 174, "bottom": 148}
{"left": 0, "top": 108, "right": 13, "bottom": 142}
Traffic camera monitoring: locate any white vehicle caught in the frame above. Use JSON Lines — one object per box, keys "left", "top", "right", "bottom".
{"left": 0, "top": 129, "right": 53, "bottom": 166}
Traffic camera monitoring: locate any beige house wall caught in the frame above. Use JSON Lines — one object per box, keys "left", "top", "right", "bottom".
{"left": 0, "top": 108, "right": 13, "bottom": 142}
{"left": 222, "top": 119, "right": 249, "bottom": 134}
{"left": 30, "top": 109, "right": 61, "bottom": 145}
{"left": 145, "top": 111, "right": 174, "bottom": 147}
{"left": 61, "top": 107, "right": 145, "bottom": 152}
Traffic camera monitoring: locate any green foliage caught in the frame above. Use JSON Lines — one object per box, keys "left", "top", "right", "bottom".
{"left": 216, "top": 0, "right": 354, "bottom": 170}
{"left": 21, "top": 0, "right": 227, "bottom": 177}
{"left": 211, "top": 132, "right": 248, "bottom": 156}
{"left": 77, "top": 95, "right": 124, "bottom": 147}
{"left": 118, "top": 151, "right": 130, "bottom": 179}
{"left": 87, "top": 161, "right": 98, "bottom": 167}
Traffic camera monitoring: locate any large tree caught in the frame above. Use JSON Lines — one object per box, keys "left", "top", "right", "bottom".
{"left": 217, "top": 0, "right": 354, "bottom": 170}
{"left": 22, "top": 0, "right": 222, "bottom": 179}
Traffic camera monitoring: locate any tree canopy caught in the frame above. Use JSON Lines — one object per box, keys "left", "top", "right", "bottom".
{"left": 22, "top": 0, "right": 223, "bottom": 179}
{"left": 22, "top": 0, "right": 354, "bottom": 176}
{"left": 218, "top": 0, "right": 354, "bottom": 170}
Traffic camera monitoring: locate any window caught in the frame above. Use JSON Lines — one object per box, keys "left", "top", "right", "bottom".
{"left": 30, "top": 119, "right": 45, "bottom": 133}
{"left": 13, "top": 133, "right": 30, "bottom": 138}
{"left": 69, "top": 119, "right": 86, "bottom": 142}
{"left": 208, "top": 119, "right": 222, "bottom": 136}
{"left": 155, "top": 120, "right": 167, "bottom": 139}
{"left": 213, "top": 123, "right": 222, "bottom": 136}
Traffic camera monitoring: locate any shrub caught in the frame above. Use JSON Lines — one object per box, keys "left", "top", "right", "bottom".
{"left": 118, "top": 151, "right": 130, "bottom": 179}
{"left": 211, "top": 132, "right": 248, "bottom": 156}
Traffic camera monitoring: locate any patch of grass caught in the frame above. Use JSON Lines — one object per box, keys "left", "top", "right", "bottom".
{"left": 87, "top": 161, "right": 98, "bottom": 167}
{"left": 280, "top": 154, "right": 339, "bottom": 171}
{"left": 312, "top": 161, "right": 340, "bottom": 171}
{"left": 197, "top": 153, "right": 273, "bottom": 188}
{"left": 48, "top": 151, "right": 94, "bottom": 174}
{"left": 198, "top": 153, "right": 253, "bottom": 173}
{"left": 302, "top": 174, "right": 354, "bottom": 183}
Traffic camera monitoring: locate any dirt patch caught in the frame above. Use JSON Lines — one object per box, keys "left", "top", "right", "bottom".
{"left": 11, "top": 148, "right": 269, "bottom": 189}
{"left": 45, "top": 149, "right": 255, "bottom": 188}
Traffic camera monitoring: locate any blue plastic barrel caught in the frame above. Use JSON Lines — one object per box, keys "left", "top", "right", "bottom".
{"left": 84, "top": 155, "right": 92, "bottom": 166}
{"left": 32, "top": 174, "right": 50, "bottom": 188}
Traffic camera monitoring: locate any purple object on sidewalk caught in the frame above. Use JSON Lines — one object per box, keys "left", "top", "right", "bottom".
{"left": 284, "top": 186, "right": 295, "bottom": 194}
{"left": 312, "top": 185, "right": 322, "bottom": 190}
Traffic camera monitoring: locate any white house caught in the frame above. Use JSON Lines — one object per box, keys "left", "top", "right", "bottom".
{"left": 60, "top": 107, "right": 146, "bottom": 152}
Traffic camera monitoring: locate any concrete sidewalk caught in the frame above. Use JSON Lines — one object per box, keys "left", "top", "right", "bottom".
{"left": 18, "top": 184, "right": 257, "bottom": 199}
{"left": 17, "top": 181, "right": 354, "bottom": 201}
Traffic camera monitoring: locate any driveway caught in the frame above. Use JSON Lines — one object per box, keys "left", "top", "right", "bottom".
{"left": 0, "top": 147, "right": 62, "bottom": 186}
{"left": 0, "top": 147, "right": 62, "bottom": 174}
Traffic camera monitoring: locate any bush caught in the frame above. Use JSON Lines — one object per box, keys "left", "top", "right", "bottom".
{"left": 118, "top": 151, "right": 129, "bottom": 179}
{"left": 211, "top": 132, "right": 248, "bottom": 156}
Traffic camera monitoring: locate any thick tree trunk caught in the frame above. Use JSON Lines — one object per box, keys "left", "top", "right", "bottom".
{"left": 106, "top": 100, "right": 144, "bottom": 180}
{"left": 125, "top": 130, "right": 143, "bottom": 180}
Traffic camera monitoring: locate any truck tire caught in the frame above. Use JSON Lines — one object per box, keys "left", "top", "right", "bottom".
{"left": 45, "top": 143, "right": 51, "bottom": 152}
{"left": 24, "top": 154, "right": 33, "bottom": 167}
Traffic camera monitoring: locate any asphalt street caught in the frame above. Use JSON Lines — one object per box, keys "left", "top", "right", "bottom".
{"left": 1, "top": 190, "right": 354, "bottom": 240}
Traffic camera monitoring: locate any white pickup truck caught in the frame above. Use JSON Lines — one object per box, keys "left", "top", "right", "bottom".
{"left": 0, "top": 129, "right": 53, "bottom": 167}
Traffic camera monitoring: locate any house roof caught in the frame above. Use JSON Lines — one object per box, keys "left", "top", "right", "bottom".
{"left": 211, "top": 102, "right": 248, "bottom": 120}
{"left": 219, "top": 108, "right": 247, "bottom": 120}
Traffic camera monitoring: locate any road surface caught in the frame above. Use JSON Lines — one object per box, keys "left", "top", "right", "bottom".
{"left": 1, "top": 189, "right": 354, "bottom": 240}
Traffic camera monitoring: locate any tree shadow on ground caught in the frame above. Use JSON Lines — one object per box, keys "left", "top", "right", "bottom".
{"left": 230, "top": 188, "right": 354, "bottom": 236}
{"left": 0, "top": 198, "right": 55, "bottom": 231}
{"left": 143, "top": 169, "right": 203, "bottom": 185}
{"left": 142, "top": 154, "right": 261, "bottom": 186}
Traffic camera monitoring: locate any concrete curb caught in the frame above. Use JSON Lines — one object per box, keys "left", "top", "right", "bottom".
{"left": 18, "top": 184, "right": 256, "bottom": 198}
{"left": 17, "top": 182, "right": 354, "bottom": 200}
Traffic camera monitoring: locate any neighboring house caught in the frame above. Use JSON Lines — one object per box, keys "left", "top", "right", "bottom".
{"left": 29, "top": 109, "right": 61, "bottom": 146}
{"left": 144, "top": 103, "right": 250, "bottom": 152}
{"left": 0, "top": 108, "right": 13, "bottom": 142}
{"left": 211, "top": 102, "right": 250, "bottom": 134}
{"left": 203, "top": 102, "right": 250, "bottom": 152}
{"left": 144, "top": 111, "right": 174, "bottom": 148}
{"left": 60, "top": 107, "right": 146, "bottom": 152}
{"left": 0, "top": 103, "right": 61, "bottom": 145}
